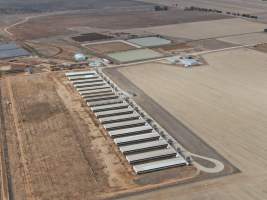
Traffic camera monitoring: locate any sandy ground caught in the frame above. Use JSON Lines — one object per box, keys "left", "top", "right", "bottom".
{"left": 115, "top": 48, "right": 267, "bottom": 199}
{"left": 254, "top": 43, "right": 267, "bottom": 53}
{"left": 136, "top": 18, "right": 266, "bottom": 40}
{"left": 218, "top": 32, "right": 267, "bottom": 46}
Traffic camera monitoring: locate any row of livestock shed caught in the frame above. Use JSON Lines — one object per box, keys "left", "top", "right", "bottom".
{"left": 66, "top": 70, "right": 187, "bottom": 174}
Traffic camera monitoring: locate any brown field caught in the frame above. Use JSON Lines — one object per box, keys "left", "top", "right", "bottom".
{"left": 151, "top": 43, "right": 193, "bottom": 54}
{"left": 218, "top": 33, "right": 267, "bottom": 46}
{"left": 139, "top": 18, "right": 266, "bottom": 40}
{"left": 0, "top": 73, "right": 132, "bottom": 199}
{"left": 111, "top": 48, "right": 267, "bottom": 200}
{"left": 254, "top": 43, "right": 267, "bottom": 53}
{"left": 9, "top": 9, "right": 228, "bottom": 40}
{"left": 72, "top": 33, "right": 114, "bottom": 42}
{"left": 85, "top": 41, "right": 137, "bottom": 54}
{"left": 0, "top": 72, "right": 197, "bottom": 199}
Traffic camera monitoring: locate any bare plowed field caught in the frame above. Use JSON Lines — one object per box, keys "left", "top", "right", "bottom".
{"left": 9, "top": 9, "right": 228, "bottom": 40}
{"left": 112, "top": 48, "right": 267, "bottom": 200}
{"left": 0, "top": 74, "right": 133, "bottom": 199}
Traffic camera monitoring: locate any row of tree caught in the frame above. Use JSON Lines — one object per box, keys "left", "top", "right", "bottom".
{"left": 184, "top": 6, "right": 258, "bottom": 19}
{"left": 154, "top": 5, "right": 169, "bottom": 11}
{"left": 184, "top": 6, "right": 222, "bottom": 13}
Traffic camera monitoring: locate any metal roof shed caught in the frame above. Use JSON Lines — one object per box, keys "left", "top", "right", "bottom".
{"left": 99, "top": 113, "right": 140, "bottom": 124}
{"left": 91, "top": 102, "right": 129, "bottom": 112}
{"left": 133, "top": 157, "right": 187, "bottom": 174}
{"left": 72, "top": 78, "right": 103, "bottom": 84}
{"left": 88, "top": 98, "right": 123, "bottom": 107}
{"left": 80, "top": 88, "right": 112, "bottom": 96}
{"left": 108, "top": 125, "right": 153, "bottom": 138}
{"left": 65, "top": 71, "right": 96, "bottom": 77}
{"left": 114, "top": 132, "right": 160, "bottom": 146}
{"left": 68, "top": 74, "right": 99, "bottom": 81}
{"left": 76, "top": 84, "right": 109, "bottom": 91}
{"left": 82, "top": 91, "right": 115, "bottom": 99}
{"left": 126, "top": 148, "right": 176, "bottom": 164}
{"left": 95, "top": 108, "right": 134, "bottom": 118}
{"left": 74, "top": 81, "right": 105, "bottom": 88}
{"left": 85, "top": 95, "right": 119, "bottom": 102}
{"left": 120, "top": 140, "right": 168, "bottom": 154}
{"left": 103, "top": 119, "right": 146, "bottom": 131}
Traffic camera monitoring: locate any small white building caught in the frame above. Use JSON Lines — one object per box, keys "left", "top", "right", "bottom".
{"left": 89, "top": 58, "right": 111, "bottom": 67}
{"left": 179, "top": 57, "right": 200, "bottom": 67}
{"left": 74, "top": 53, "right": 87, "bottom": 62}
{"left": 167, "top": 55, "right": 201, "bottom": 67}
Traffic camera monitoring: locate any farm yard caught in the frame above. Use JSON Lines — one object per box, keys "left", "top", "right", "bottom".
{"left": 0, "top": 0, "right": 267, "bottom": 199}
{"left": 0, "top": 72, "right": 198, "bottom": 199}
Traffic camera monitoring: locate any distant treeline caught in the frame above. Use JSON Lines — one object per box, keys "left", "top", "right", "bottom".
{"left": 184, "top": 6, "right": 258, "bottom": 19}
{"left": 184, "top": 6, "right": 222, "bottom": 13}
{"left": 0, "top": 8, "right": 42, "bottom": 14}
{"left": 154, "top": 5, "right": 169, "bottom": 11}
